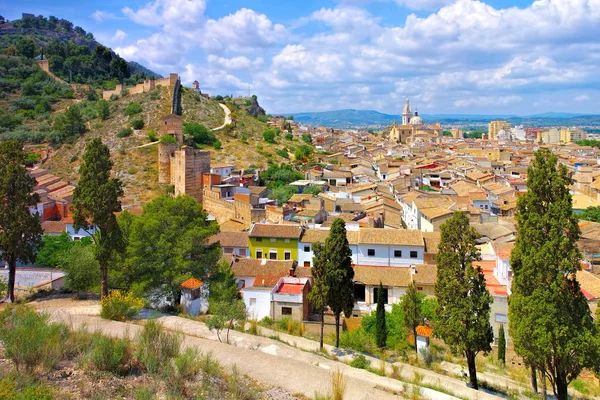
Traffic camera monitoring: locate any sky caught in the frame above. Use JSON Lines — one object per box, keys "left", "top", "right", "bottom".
{"left": 5, "top": 0, "right": 600, "bottom": 115}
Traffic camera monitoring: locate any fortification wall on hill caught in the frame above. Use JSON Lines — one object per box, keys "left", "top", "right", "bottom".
{"left": 102, "top": 73, "right": 178, "bottom": 100}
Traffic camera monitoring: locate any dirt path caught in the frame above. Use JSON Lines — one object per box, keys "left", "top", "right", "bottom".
{"left": 212, "top": 103, "right": 232, "bottom": 131}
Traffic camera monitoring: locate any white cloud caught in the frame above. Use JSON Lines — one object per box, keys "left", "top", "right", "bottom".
{"left": 575, "top": 95, "right": 590, "bottom": 101}
{"left": 122, "top": 0, "right": 206, "bottom": 27}
{"left": 394, "top": 0, "right": 454, "bottom": 10}
{"left": 92, "top": 10, "right": 119, "bottom": 22}
{"left": 453, "top": 96, "right": 522, "bottom": 108}
{"left": 207, "top": 55, "right": 264, "bottom": 70}
{"left": 111, "top": 29, "right": 127, "bottom": 44}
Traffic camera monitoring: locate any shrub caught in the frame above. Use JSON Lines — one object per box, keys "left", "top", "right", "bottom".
{"left": 349, "top": 354, "right": 370, "bottom": 369}
{"left": 159, "top": 134, "right": 177, "bottom": 144}
{"left": 285, "top": 133, "right": 293, "bottom": 140}
{"left": 173, "top": 348, "right": 201, "bottom": 379}
{"left": 89, "top": 336, "right": 132, "bottom": 375}
{"left": 331, "top": 370, "right": 347, "bottom": 400}
{"left": 100, "top": 291, "right": 144, "bottom": 321}
{"left": 109, "top": 94, "right": 119, "bottom": 101}
{"left": 130, "top": 119, "right": 144, "bottom": 130}
{"left": 212, "top": 140, "right": 222, "bottom": 149}
{"left": 247, "top": 320, "right": 258, "bottom": 335}
{"left": 126, "top": 101, "right": 142, "bottom": 116}
{"left": 0, "top": 306, "right": 67, "bottom": 373}
{"left": 136, "top": 320, "right": 181, "bottom": 374}
{"left": 262, "top": 129, "right": 276, "bottom": 143}
{"left": 277, "top": 316, "right": 292, "bottom": 331}
{"left": 275, "top": 149, "right": 289, "bottom": 158}
{"left": 0, "top": 375, "right": 55, "bottom": 400}
{"left": 260, "top": 316, "right": 274, "bottom": 326}
{"left": 117, "top": 127, "right": 133, "bottom": 138}
{"left": 148, "top": 130, "right": 158, "bottom": 142}
{"left": 339, "top": 328, "right": 374, "bottom": 353}
{"left": 240, "top": 134, "right": 248, "bottom": 144}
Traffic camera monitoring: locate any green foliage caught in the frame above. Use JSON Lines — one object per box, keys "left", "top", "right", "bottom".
{"left": 435, "top": 211, "right": 492, "bottom": 390}
{"left": 303, "top": 186, "right": 322, "bottom": 195}
{"left": 443, "top": 130, "right": 453, "bottom": 137}
{"left": 421, "top": 297, "right": 438, "bottom": 324}
{"left": 401, "top": 282, "right": 424, "bottom": 352}
{"left": 209, "top": 261, "right": 241, "bottom": 312}
{"left": 136, "top": 320, "right": 182, "bottom": 375}
{"left": 285, "top": 133, "right": 293, "bottom": 140}
{"left": 53, "top": 105, "right": 85, "bottom": 138}
{"left": 509, "top": 148, "right": 600, "bottom": 399}
{"left": 126, "top": 102, "right": 142, "bottom": 117}
{"left": 361, "top": 303, "right": 408, "bottom": 351}
{"left": 35, "top": 232, "right": 73, "bottom": 268}
{"left": 275, "top": 148, "right": 289, "bottom": 158}
{"left": 206, "top": 300, "right": 247, "bottom": 343}
{"left": 118, "top": 195, "right": 220, "bottom": 304}
{"left": 261, "top": 164, "right": 303, "bottom": 188}
{"left": 376, "top": 282, "right": 387, "bottom": 348}
{"left": 184, "top": 122, "right": 216, "bottom": 146}
{"left": 0, "top": 375, "right": 55, "bottom": 400}
{"left": 109, "top": 94, "right": 119, "bottom": 101}
{"left": 147, "top": 130, "right": 157, "bottom": 142}
{"left": 130, "top": 118, "right": 144, "bottom": 130}
{"left": 262, "top": 129, "right": 277, "bottom": 143}
{"left": 117, "top": 127, "right": 133, "bottom": 138}
{"left": 339, "top": 328, "right": 375, "bottom": 353}
{"left": 349, "top": 354, "right": 370, "bottom": 369}
{"left": 159, "top": 134, "right": 177, "bottom": 144}
{"left": 173, "top": 348, "right": 201, "bottom": 379}
{"left": 61, "top": 244, "right": 99, "bottom": 297}
{"left": 89, "top": 335, "right": 132, "bottom": 375}
{"left": 464, "top": 131, "right": 484, "bottom": 139}
{"left": 576, "top": 139, "right": 600, "bottom": 147}
{"left": 577, "top": 205, "right": 600, "bottom": 222}
{"left": 0, "top": 306, "right": 67, "bottom": 373}
{"left": 268, "top": 185, "right": 299, "bottom": 205}
{"left": 212, "top": 140, "right": 222, "bottom": 149}
{"left": 256, "top": 114, "right": 268, "bottom": 122}
{"left": 497, "top": 324, "right": 506, "bottom": 366}
{"left": 100, "top": 291, "right": 144, "bottom": 321}
{"left": 0, "top": 141, "right": 43, "bottom": 301}
{"left": 302, "top": 133, "right": 312, "bottom": 144}
{"left": 294, "top": 145, "right": 314, "bottom": 162}
{"left": 308, "top": 242, "right": 328, "bottom": 348}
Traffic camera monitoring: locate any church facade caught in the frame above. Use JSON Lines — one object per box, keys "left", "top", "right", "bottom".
{"left": 387, "top": 98, "right": 443, "bottom": 144}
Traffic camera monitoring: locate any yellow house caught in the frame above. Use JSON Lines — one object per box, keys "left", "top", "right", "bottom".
{"left": 248, "top": 223, "right": 302, "bottom": 261}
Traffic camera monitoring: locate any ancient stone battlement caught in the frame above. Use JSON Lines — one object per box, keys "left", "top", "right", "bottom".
{"left": 102, "top": 73, "right": 178, "bottom": 100}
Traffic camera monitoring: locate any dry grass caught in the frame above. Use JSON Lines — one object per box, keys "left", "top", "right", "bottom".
{"left": 331, "top": 370, "right": 347, "bottom": 400}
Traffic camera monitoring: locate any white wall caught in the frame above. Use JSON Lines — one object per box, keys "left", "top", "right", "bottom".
{"left": 66, "top": 224, "right": 97, "bottom": 240}
{"left": 420, "top": 217, "right": 434, "bottom": 233}
{"left": 180, "top": 288, "right": 209, "bottom": 316}
{"left": 299, "top": 242, "right": 424, "bottom": 267}
{"left": 243, "top": 289, "right": 272, "bottom": 320}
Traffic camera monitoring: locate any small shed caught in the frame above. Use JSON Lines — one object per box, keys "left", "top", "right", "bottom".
{"left": 180, "top": 278, "right": 208, "bottom": 316}
{"left": 415, "top": 325, "right": 433, "bottom": 356}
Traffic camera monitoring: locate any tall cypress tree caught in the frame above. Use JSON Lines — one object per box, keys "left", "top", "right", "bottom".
{"left": 497, "top": 324, "right": 506, "bottom": 366}
{"left": 71, "top": 138, "right": 123, "bottom": 298}
{"left": 375, "top": 281, "right": 387, "bottom": 348}
{"left": 509, "top": 148, "right": 600, "bottom": 400}
{"left": 308, "top": 242, "right": 328, "bottom": 350}
{"left": 0, "top": 141, "right": 43, "bottom": 302}
{"left": 402, "top": 281, "right": 422, "bottom": 353}
{"left": 435, "top": 212, "right": 493, "bottom": 390}
{"left": 323, "top": 218, "right": 354, "bottom": 348}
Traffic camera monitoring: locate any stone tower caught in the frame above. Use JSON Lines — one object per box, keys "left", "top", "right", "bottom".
{"left": 158, "top": 143, "right": 179, "bottom": 184}
{"left": 402, "top": 97, "right": 413, "bottom": 125}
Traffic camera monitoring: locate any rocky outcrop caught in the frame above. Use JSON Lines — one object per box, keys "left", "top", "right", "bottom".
{"left": 247, "top": 95, "right": 266, "bottom": 118}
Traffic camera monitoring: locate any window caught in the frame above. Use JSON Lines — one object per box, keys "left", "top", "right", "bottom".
{"left": 269, "top": 251, "right": 277, "bottom": 260}
{"left": 304, "top": 245, "right": 310, "bottom": 252}
{"left": 190, "top": 287, "right": 201, "bottom": 300}
{"left": 410, "top": 251, "right": 418, "bottom": 258}
{"left": 495, "top": 313, "right": 508, "bottom": 323}
{"left": 282, "top": 307, "right": 292, "bottom": 315}
{"left": 223, "top": 247, "right": 233, "bottom": 254}
{"left": 256, "top": 250, "right": 263, "bottom": 258}
{"left": 238, "top": 248, "right": 247, "bottom": 257}
{"left": 256, "top": 238, "right": 262, "bottom": 242}
{"left": 394, "top": 250, "right": 402, "bottom": 258}
{"left": 270, "top": 238, "right": 277, "bottom": 243}
{"left": 354, "top": 284, "right": 366, "bottom": 302}
{"left": 249, "top": 298, "right": 256, "bottom": 307}
{"left": 417, "top": 287, "right": 423, "bottom": 291}
{"left": 373, "top": 287, "right": 388, "bottom": 304}
{"left": 367, "top": 249, "right": 375, "bottom": 257}
{"left": 285, "top": 238, "right": 290, "bottom": 243}
{"left": 304, "top": 261, "right": 311, "bottom": 267}
{"left": 284, "top": 251, "right": 291, "bottom": 260}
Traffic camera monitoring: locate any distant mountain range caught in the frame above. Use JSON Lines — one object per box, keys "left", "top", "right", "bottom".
{"left": 290, "top": 109, "right": 600, "bottom": 128}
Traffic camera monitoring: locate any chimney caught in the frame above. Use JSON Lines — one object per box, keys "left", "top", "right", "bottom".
{"left": 288, "top": 267, "right": 295, "bottom": 277}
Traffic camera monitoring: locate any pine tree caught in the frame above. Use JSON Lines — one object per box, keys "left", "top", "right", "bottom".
{"left": 308, "top": 242, "right": 328, "bottom": 350}
{"left": 509, "top": 148, "right": 600, "bottom": 400}
{"left": 71, "top": 139, "right": 123, "bottom": 298}
{"left": 375, "top": 281, "right": 387, "bottom": 348}
{"left": 497, "top": 324, "right": 506, "bottom": 366}
{"left": 0, "top": 141, "right": 43, "bottom": 302}
{"left": 402, "top": 281, "right": 423, "bottom": 353}
{"left": 435, "top": 212, "right": 493, "bottom": 390}
{"left": 323, "top": 218, "right": 354, "bottom": 348}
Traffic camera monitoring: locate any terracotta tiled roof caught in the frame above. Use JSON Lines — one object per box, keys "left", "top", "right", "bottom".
{"left": 180, "top": 278, "right": 203, "bottom": 289}
{"left": 252, "top": 275, "right": 281, "bottom": 287}
{"left": 231, "top": 258, "right": 296, "bottom": 278}
{"left": 359, "top": 228, "right": 424, "bottom": 246}
{"left": 207, "top": 231, "right": 249, "bottom": 248}
{"left": 422, "top": 232, "right": 441, "bottom": 254}
{"left": 577, "top": 270, "right": 600, "bottom": 300}
{"left": 414, "top": 265, "right": 437, "bottom": 286}
{"left": 249, "top": 186, "right": 269, "bottom": 195}
{"left": 277, "top": 283, "right": 305, "bottom": 294}
{"left": 416, "top": 325, "right": 433, "bottom": 337}
{"left": 41, "top": 220, "right": 66, "bottom": 234}
{"left": 300, "top": 229, "right": 330, "bottom": 243}
{"left": 220, "top": 219, "right": 251, "bottom": 232}
{"left": 420, "top": 207, "right": 453, "bottom": 220}
{"left": 249, "top": 223, "right": 302, "bottom": 239}
{"left": 353, "top": 265, "right": 413, "bottom": 287}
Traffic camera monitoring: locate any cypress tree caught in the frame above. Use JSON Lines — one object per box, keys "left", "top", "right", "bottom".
{"left": 497, "top": 324, "right": 506, "bottom": 366}
{"left": 323, "top": 218, "right": 354, "bottom": 348}
{"left": 71, "top": 139, "right": 123, "bottom": 298}
{"left": 402, "top": 281, "right": 422, "bottom": 353}
{"left": 509, "top": 148, "right": 600, "bottom": 400}
{"left": 375, "top": 281, "right": 387, "bottom": 348}
{"left": 435, "top": 212, "right": 493, "bottom": 390}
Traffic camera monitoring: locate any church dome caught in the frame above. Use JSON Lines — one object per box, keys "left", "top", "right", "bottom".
{"left": 409, "top": 111, "right": 423, "bottom": 125}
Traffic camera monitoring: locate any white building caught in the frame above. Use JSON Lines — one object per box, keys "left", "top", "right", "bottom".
{"left": 180, "top": 278, "right": 209, "bottom": 316}
{"left": 210, "top": 162, "right": 233, "bottom": 177}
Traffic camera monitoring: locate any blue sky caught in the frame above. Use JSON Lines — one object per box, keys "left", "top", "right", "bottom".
{"left": 4, "top": 0, "right": 600, "bottom": 115}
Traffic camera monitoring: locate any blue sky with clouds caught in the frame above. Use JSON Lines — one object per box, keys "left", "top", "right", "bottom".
{"left": 4, "top": 0, "right": 600, "bottom": 115}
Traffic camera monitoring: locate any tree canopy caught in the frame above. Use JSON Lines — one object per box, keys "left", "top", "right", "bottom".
{"left": 435, "top": 212, "right": 493, "bottom": 390}
{"left": 402, "top": 281, "right": 424, "bottom": 353}
{"left": 0, "top": 140, "right": 43, "bottom": 302}
{"left": 509, "top": 148, "right": 600, "bottom": 399}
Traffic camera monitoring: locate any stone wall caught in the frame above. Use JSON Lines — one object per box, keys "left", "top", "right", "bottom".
{"left": 203, "top": 192, "right": 235, "bottom": 223}
{"left": 102, "top": 73, "right": 178, "bottom": 100}
{"left": 172, "top": 147, "right": 210, "bottom": 203}
{"left": 158, "top": 143, "right": 178, "bottom": 184}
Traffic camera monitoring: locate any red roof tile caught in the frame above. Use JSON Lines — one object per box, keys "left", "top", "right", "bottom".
{"left": 180, "top": 278, "right": 203, "bottom": 289}
{"left": 277, "top": 283, "right": 305, "bottom": 295}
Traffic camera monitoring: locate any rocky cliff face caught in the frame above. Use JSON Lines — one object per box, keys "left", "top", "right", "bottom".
{"left": 247, "top": 95, "right": 266, "bottom": 118}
